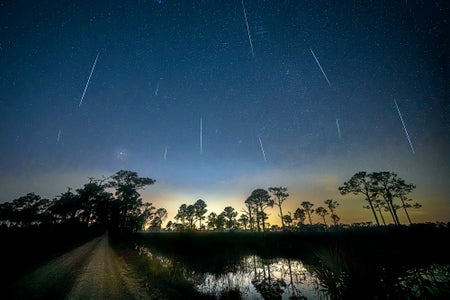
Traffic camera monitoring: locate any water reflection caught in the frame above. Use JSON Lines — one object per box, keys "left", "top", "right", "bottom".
{"left": 135, "top": 244, "right": 450, "bottom": 299}
{"left": 136, "top": 244, "right": 328, "bottom": 299}
{"left": 197, "top": 256, "right": 323, "bottom": 299}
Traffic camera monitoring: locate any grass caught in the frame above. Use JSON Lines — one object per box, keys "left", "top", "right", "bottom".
{"left": 125, "top": 225, "right": 450, "bottom": 299}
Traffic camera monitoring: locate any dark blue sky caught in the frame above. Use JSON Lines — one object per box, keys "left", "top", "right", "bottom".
{"left": 0, "top": 0, "right": 448, "bottom": 224}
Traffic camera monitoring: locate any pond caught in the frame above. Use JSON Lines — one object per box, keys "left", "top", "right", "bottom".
{"left": 134, "top": 243, "right": 450, "bottom": 299}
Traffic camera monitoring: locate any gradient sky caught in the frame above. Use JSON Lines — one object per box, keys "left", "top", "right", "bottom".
{"left": 0, "top": 0, "right": 449, "bottom": 225}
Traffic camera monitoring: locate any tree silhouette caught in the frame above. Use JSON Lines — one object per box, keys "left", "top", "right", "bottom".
{"left": 194, "top": 199, "right": 207, "bottom": 230}
{"left": 369, "top": 199, "right": 387, "bottom": 225}
{"left": 150, "top": 207, "right": 167, "bottom": 230}
{"left": 315, "top": 207, "right": 329, "bottom": 226}
{"left": 324, "top": 199, "right": 340, "bottom": 226}
{"left": 293, "top": 208, "right": 306, "bottom": 227}
{"left": 175, "top": 204, "right": 188, "bottom": 229}
{"left": 207, "top": 212, "right": 217, "bottom": 230}
{"left": 136, "top": 202, "right": 156, "bottom": 231}
{"left": 374, "top": 172, "right": 417, "bottom": 225}
{"left": 185, "top": 205, "right": 196, "bottom": 230}
{"left": 247, "top": 189, "right": 274, "bottom": 232}
{"left": 300, "top": 201, "right": 314, "bottom": 225}
{"left": 399, "top": 198, "right": 421, "bottom": 225}
{"left": 215, "top": 212, "right": 226, "bottom": 230}
{"left": 107, "top": 170, "right": 156, "bottom": 232}
{"left": 49, "top": 187, "right": 81, "bottom": 224}
{"left": 1, "top": 193, "right": 51, "bottom": 227}
{"left": 282, "top": 214, "right": 293, "bottom": 228}
{"left": 331, "top": 214, "right": 340, "bottom": 226}
{"left": 0, "top": 201, "right": 14, "bottom": 226}
{"left": 76, "top": 179, "right": 113, "bottom": 228}
{"left": 223, "top": 206, "right": 238, "bottom": 230}
{"left": 0, "top": 170, "right": 161, "bottom": 232}
{"left": 238, "top": 213, "right": 250, "bottom": 231}
{"left": 243, "top": 197, "right": 256, "bottom": 231}
{"left": 339, "top": 172, "right": 380, "bottom": 226}
{"left": 372, "top": 172, "right": 403, "bottom": 225}
{"left": 268, "top": 187, "right": 289, "bottom": 229}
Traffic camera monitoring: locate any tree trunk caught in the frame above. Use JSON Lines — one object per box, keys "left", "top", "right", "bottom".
{"left": 278, "top": 204, "right": 285, "bottom": 228}
{"left": 400, "top": 196, "right": 413, "bottom": 224}
{"left": 377, "top": 207, "right": 386, "bottom": 225}
{"left": 366, "top": 195, "right": 380, "bottom": 226}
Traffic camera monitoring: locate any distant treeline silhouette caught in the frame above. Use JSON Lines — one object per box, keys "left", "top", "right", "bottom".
{"left": 0, "top": 170, "right": 422, "bottom": 232}
{"left": 169, "top": 171, "right": 421, "bottom": 231}
{"left": 0, "top": 170, "right": 156, "bottom": 233}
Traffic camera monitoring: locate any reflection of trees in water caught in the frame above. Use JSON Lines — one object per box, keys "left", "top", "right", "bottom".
{"left": 278, "top": 259, "right": 308, "bottom": 300}
{"left": 137, "top": 245, "right": 325, "bottom": 299}
{"left": 251, "top": 257, "right": 287, "bottom": 299}
{"left": 135, "top": 244, "right": 450, "bottom": 299}
{"left": 196, "top": 255, "right": 318, "bottom": 299}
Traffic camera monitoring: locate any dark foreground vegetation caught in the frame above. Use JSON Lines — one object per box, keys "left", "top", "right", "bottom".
{"left": 131, "top": 224, "right": 450, "bottom": 271}
{"left": 2, "top": 223, "right": 449, "bottom": 299}
{"left": 112, "top": 223, "right": 450, "bottom": 299}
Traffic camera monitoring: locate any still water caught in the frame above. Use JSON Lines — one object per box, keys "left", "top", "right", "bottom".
{"left": 135, "top": 244, "right": 449, "bottom": 299}
{"left": 197, "top": 256, "right": 323, "bottom": 299}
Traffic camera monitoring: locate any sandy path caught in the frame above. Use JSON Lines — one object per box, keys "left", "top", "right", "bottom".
{"left": 15, "top": 233, "right": 148, "bottom": 299}
{"left": 67, "top": 233, "right": 147, "bottom": 299}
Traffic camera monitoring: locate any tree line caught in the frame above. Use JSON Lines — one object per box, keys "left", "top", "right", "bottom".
{"left": 0, "top": 170, "right": 421, "bottom": 232}
{"left": 167, "top": 170, "right": 420, "bottom": 231}
{"left": 0, "top": 170, "right": 158, "bottom": 233}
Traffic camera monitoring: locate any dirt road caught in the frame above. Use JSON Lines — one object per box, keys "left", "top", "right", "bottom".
{"left": 13, "top": 233, "right": 148, "bottom": 299}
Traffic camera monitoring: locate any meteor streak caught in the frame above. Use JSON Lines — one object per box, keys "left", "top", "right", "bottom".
{"left": 154, "top": 80, "right": 160, "bottom": 96}
{"left": 241, "top": 0, "right": 255, "bottom": 57}
{"left": 336, "top": 118, "right": 341, "bottom": 139}
{"left": 258, "top": 135, "right": 267, "bottom": 162}
{"left": 57, "top": 129, "right": 61, "bottom": 143}
{"left": 394, "top": 100, "right": 415, "bottom": 154}
{"left": 164, "top": 146, "right": 167, "bottom": 161}
{"left": 310, "top": 48, "right": 331, "bottom": 87}
{"left": 79, "top": 52, "right": 99, "bottom": 107}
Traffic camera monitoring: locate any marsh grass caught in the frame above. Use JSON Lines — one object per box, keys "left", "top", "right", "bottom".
{"left": 126, "top": 226, "right": 450, "bottom": 299}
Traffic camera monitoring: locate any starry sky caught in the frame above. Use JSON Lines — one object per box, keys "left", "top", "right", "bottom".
{"left": 0, "top": 0, "right": 449, "bottom": 225}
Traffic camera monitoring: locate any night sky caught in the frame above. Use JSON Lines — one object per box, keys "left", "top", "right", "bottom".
{"left": 1, "top": 0, "right": 449, "bottom": 225}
